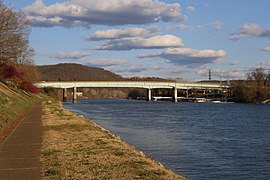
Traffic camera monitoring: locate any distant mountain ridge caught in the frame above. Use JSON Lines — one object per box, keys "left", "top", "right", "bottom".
{"left": 37, "top": 63, "right": 123, "bottom": 81}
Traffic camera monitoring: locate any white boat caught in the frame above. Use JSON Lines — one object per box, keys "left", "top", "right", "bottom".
{"left": 211, "top": 100, "right": 221, "bottom": 103}
{"left": 195, "top": 98, "right": 207, "bottom": 103}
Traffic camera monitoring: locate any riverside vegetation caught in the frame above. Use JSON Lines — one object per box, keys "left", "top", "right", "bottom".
{"left": 41, "top": 98, "right": 186, "bottom": 179}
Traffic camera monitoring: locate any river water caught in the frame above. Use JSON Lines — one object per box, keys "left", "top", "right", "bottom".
{"left": 64, "top": 99, "right": 270, "bottom": 180}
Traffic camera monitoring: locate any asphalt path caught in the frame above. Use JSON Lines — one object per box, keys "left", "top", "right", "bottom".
{"left": 0, "top": 102, "right": 43, "bottom": 179}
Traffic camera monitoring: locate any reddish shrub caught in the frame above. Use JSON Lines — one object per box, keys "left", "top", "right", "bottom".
{"left": 0, "top": 63, "right": 24, "bottom": 81}
{"left": 21, "top": 81, "right": 40, "bottom": 94}
{"left": 1, "top": 63, "right": 40, "bottom": 94}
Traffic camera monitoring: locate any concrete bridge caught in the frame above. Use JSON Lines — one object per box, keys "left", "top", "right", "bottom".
{"left": 35, "top": 81, "right": 230, "bottom": 103}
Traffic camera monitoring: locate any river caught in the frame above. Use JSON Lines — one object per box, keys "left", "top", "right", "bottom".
{"left": 64, "top": 99, "right": 270, "bottom": 179}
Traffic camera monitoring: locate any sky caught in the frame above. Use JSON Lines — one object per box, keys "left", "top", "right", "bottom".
{"left": 3, "top": 0, "right": 270, "bottom": 81}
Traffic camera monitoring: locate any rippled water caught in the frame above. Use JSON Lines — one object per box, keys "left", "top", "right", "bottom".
{"left": 64, "top": 99, "right": 270, "bottom": 179}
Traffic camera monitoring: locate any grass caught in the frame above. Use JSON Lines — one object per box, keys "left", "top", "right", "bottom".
{"left": 40, "top": 98, "right": 187, "bottom": 180}
{"left": 0, "top": 82, "right": 40, "bottom": 142}
{"left": 45, "top": 169, "right": 60, "bottom": 176}
{"left": 43, "top": 149, "right": 59, "bottom": 156}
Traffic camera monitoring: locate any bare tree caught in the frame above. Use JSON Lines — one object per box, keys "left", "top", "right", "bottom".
{"left": 0, "top": 1, "right": 34, "bottom": 65}
{"left": 247, "top": 67, "right": 268, "bottom": 86}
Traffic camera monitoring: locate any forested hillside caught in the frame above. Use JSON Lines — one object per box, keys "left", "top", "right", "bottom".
{"left": 37, "top": 63, "right": 123, "bottom": 81}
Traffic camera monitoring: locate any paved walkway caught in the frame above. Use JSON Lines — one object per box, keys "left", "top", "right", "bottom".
{"left": 0, "top": 102, "right": 43, "bottom": 180}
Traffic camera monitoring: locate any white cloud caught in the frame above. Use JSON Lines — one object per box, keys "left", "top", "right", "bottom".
{"left": 228, "top": 34, "right": 247, "bottom": 41}
{"left": 258, "top": 47, "right": 270, "bottom": 52}
{"left": 106, "top": 65, "right": 148, "bottom": 73}
{"left": 94, "top": 35, "right": 184, "bottom": 50}
{"left": 196, "top": 69, "right": 247, "bottom": 79}
{"left": 195, "top": 69, "right": 208, "bottom": 75}
{"left": 139, "top": 47, "right": 226, "bottom": 68}
{"left": 212, "top": 21, "right": 222, "bottom": 31}
{"left": 166, "top": 21, "right": 222, "bottom": 32}
{"left": 165, "top": 24, "right": 193, "bottom": 31}
{"left": 224, "top": 71, "right": 246, "bottom": 79}
{"left": 259, "top": 61, "right": 270, "bottom": 68}
{"left": 87, "top": 27, "right": 159, "bottom": 41}
{"left": 186, "top": 6, "right": 195, "bottom": 14}
{"left": 84, "top": 59, "right": 128, "bottom": 67}
{"left": 229, "top": 23, "right": 270, "bottom": 41}
{"left": 24, "top": 0, "right": 185, "bottom": 27}
{"left": 196, "top": 69, "right": 223, "bottom": 76}
{"left": 240, "top": 23, "right": 262, "bottom": 36}
{"left": 48, "top": 51, "right": 90, "bottom": 60}
{"left": 229, "top": 60, "right": 240, "bottom": 65}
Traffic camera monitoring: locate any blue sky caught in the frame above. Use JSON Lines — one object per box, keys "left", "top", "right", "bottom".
{"left": 3, "top": 0, "right": 270, "bottom": 81}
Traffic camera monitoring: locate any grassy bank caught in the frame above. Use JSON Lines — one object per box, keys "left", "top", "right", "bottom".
{"left": 0, "top": 82, "right": 40, "bottom": 142}
{"left": 41, "top": 99, "right": 187, "bottom": 179}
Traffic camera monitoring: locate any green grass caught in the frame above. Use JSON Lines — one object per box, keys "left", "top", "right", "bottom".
{"left": 45, "top": 169, "right": 60, "bottom": 176}
{"left": 43, "top": 149, "right": 59, "bottom": 156}
{"left": 0, "top": 82, "right": 40, "bottom": 137}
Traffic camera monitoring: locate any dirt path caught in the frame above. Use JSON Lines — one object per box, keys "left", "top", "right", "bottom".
{"left": 0, "top": 102, "right": 43, "bottom": 179}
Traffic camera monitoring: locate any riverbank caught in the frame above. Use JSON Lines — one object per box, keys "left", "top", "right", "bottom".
{"left": 0, "top": 82, "right": 40, "bottom": 142}
{"left": 41, "top": 99, "right": 187, "bottom": 179}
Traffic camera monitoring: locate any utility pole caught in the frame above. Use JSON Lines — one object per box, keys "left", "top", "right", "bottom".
{"left": 209, "top": 69, "right": 212, "bottom": 82}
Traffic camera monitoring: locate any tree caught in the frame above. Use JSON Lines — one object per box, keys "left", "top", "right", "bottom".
{"left": 247, "top": 67, "right": 268, "bottom": 86}
{"left": 0, "top": 1, "right": 34, "bottom": 65}
{"left": 232, "top": 68, "right": 270, "bottom": 103}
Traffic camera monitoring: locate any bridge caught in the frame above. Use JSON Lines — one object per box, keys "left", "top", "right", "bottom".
{"left": 35, "top": 81, "right": 230, "bottom": 103}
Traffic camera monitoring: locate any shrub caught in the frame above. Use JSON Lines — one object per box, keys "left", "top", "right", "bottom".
{"left": 21, "top": 81, "right": 40, "bottom": 94}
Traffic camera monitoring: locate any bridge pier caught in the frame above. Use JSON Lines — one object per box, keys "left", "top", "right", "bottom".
{"left": 172, "top": 87, "right": 178, "bottom": 103}
{"left": 63, "top": 88, "right": 67, "bottom": 102}
{"left": 186, "top": 89, "right": 189, "bottom": 98}
{"left": 72, "top": 87, "right": 77, "bottom": 103}
{"left": 147, "top": 89, "right": 152, "bottom": 101}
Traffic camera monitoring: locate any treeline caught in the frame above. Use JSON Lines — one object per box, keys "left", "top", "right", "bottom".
{"left": 0, "top": 1, "right": 39, "bottom": 93}
{"left": 231, "top": 68, "right": 270, "bottom": 103}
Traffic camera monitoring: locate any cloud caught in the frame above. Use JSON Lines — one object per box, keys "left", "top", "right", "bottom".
{"left": 139, "top": 47, "right": 226, "bottom": 68}
{"left": 84, "top": 59, "right": 128, "bottom": 67}
{"left": 212, "top": 21, "right": 222, "bottom": 31}
{"left": 229, "top": 60, "right": 240, "bottom": 65}
{"left": 240, "top": 23, "right": 262, "bottom": 36}
{"left": 106, "top": 65, "right": 148, "bottom": 73}
{"left": 259, "top": 61, "right": 270, "bottom": 68}
{"left": 196, "top": 69, "right": 223, "bottom": 76}
{"left": 86, "top": 27, "right": 159, "bottom": 41}
{"left": 258, "top": 47, "right": 270, "bottom": 52}
{"left": 24, "top": 0, "right": 185, "bottom": 27}
{"left": 196, "top": 69, "right": 247, "bottom": 79}
{"left": 228, "top": 34, "right": 247, "bottom": 41}
{"left": 94, "top": 35, "right": 184, "bottom": 50}
{"left": 166, "top": 21, "right": 222, "bottom": 32}
{"left": 186, "top": 6, "right": 195, "bottom": 14}
{"left": 47, "top": 51, "right": 90, "bottom": 60}
{"left": 229, "top": 23, "right": 270, "bottom": 41}
{"left": 224, "top": 71, "right": 247, "bottom": 79}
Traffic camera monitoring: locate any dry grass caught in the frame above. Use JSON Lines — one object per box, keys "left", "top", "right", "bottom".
{"left": 41, "top": 100, "right": 187, "bottom": 179}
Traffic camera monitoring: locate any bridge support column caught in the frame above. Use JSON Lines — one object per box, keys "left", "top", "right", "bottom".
{"left": 63, "top": 88, "right": 67, "bottom": 102}
{"left": 186, "top": 89, "right": 189, "bottom": 98}
{"left": 172, "top": 87, "right": 178, "bottom": 103}
{"left": 147, "top": 89, "right": 152, "bottom": 101}
{"left": 72, "top": 87, "right": 77, "bottom": 103}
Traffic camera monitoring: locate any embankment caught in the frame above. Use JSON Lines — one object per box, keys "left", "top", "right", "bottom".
{"left": 0, "top": 82, "right": 40, "bottom": 142}
{"left": 41, "top": 99, "right": 187, "bottom": 179}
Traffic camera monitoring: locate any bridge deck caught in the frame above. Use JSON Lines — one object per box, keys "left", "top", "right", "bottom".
{"left": 35, "top": 81, "right": 229, "bottom": 90}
